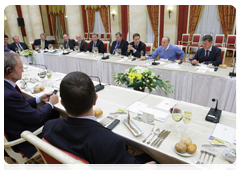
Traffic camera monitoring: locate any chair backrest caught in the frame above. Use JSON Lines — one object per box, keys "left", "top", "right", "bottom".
{"left": 214, "top": 34, "right": 224, "bottom": 45}
{"left": 85, "top": 40, "right": 91, "bottom": 51}
{"left": 182, "top": 34, "right": 190, "bottom": 43}
{"left": 89, "top": 33, "right": 93, "bottom": 40}
{"left": 219, "top": 47, "right": 227, "bottom": 64}
{"left": 145, "top": 43, "right": 153, "bottom": 53}
{"left": 84, "top": 33, "right": 89, "bottom": 40}
{"left": 175, "top": 45, "right": 183, "bottom": 50}
{"left": 100, "top": 33, "right": 105, "bottom": 40}
{"left": 226, "top": 35, "right": 236, "bottom": 45}
{"left": 103, "top": 41, "right": 110, "bottom": 53}
{"left": 192, "top": 34, "right": 201, "bottom": 43}
{"left": 106, "top": 33, "right": 111, "bottom": 41}
{"left": 21, "top": 131, "right": 89, "bottom": 164}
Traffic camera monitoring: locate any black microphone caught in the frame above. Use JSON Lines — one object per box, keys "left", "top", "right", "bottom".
{"left": 29, "top": 63, "right": 48, "bottom": 70}
{"left": 212, "top": 98, "right": 218, "bottom": 111}
{"left": 152, "top": 58, "right": 160, "bottom": 65}
{"left": 89, "top": 76, "right": 105, "bottom": 92}
{"left": 205, "top": 98, "right": 222, "bottom": 123}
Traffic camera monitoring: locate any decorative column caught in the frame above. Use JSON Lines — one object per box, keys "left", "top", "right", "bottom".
{"left": 28, "top": 5, "right": 44, "bottom": 40}
{"left": 65, "top": 5, "right": 83, "bottom": 39}
{"left": 4, "top": 5, "right": 22, "bottom": 41}
{"left": 129, "top": 5, "right": 147, "bottom": 43}
{"left": 21, "top": 5, "right": 34, "bottom": 44}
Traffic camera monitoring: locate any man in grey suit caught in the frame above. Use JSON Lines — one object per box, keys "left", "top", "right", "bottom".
{"left": 76, "top": 34, "right": 88, "bottom": 52}
{"left": 63, "top": 34, "right": 76, "bottom": 50}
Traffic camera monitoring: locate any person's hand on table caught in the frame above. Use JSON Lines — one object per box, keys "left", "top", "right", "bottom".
{"left": 192, "top": 59, "right": 199, "bottom": 65}
{"left": 138, "top": 161, "right": 157, "bottom": 170}
{"left": 139, "top": 56, "right": 146, "bottom": 61}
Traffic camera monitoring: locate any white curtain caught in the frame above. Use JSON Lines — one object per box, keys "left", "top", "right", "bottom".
{"left": 194, "top": 5, "right": 223, "bottom": 42}
{"left": 93, "top": 11, "right": 106, "bottom": 38}
{"left": 146, "top": 12, "right": 154, "bottom": 43}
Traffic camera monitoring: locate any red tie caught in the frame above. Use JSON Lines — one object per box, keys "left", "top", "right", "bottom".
{"left": 15, "top": 85, "right": 22, "bottom": 94}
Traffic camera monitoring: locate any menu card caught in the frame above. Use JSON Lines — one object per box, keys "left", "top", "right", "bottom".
{"left": 211, "top": 123, "right": 236, "bottom": 144}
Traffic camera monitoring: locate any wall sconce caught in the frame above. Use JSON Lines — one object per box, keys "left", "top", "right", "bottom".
{"left": 167, "top": 7, "right": 172, "bottom": 19}
{"left": 111, "top": 11, "right": 116, "bottom": 20}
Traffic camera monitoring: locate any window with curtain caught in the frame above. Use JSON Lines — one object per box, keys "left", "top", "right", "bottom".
{"left": 194, "top": 5, "right": 223, "bottom": 42}
{"left": 93, "top": 11, "right": 106, "bottom": 38}
{"left": 146, "top": 12, "right": 154, "bottom": 43}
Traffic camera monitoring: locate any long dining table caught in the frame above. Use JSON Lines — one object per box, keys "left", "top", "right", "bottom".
{"left": 17, "top": 65, "right": 236, "bottom": 164}
{"left": 19, "top": 51, "right": 236, "bottom": 114}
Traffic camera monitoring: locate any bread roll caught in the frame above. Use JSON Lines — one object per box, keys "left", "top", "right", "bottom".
{"left": 93, "top": 107, "right": 103, "bottom": 117}
{"left": 188, "top": 144, "right": 197, "bottom": 154}
{"left": 175, "top": 142, "right": 187, "bottom": 153}
{"left": 40, "top": 86, "right": 45, "bottom": 91}
{"left": 34, "top": 87, "right": 40, "bottom": 93}
{"left": 180, "top": 136, "right": 192, "bottom": 146}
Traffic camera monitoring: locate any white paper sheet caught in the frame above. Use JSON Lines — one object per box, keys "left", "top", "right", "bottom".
{"left": 156, "top": 100, "right": 177, "bottom": 111}
{"left": 163, "top": 63, "right": 180, "bottom": 69}
{"left": 211, "top": 123, "right": 236, "bottom": 144}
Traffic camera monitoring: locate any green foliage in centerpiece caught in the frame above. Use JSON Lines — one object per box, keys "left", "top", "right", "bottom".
{"left": 113, "top": 66, "right": 174, "bottom": 95}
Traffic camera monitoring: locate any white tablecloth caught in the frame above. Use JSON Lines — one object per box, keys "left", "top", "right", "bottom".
{"left": 17, "top": 65, "right": 236, "bottom": 164}
{"left": 20, "top": 52, "right": 236, "bottom": 113}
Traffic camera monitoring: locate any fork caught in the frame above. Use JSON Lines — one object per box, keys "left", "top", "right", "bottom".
{"left": 196, "top": 150, "right": 204, "bottom": 164}
{"left": 151, "top": 130, "right": 166, "bottom": 146}
{"left": 142, "top": 126, "right": 156, "bottom": 143}
{"left": 147, "top": 128, "right": 160, "bottom": 144}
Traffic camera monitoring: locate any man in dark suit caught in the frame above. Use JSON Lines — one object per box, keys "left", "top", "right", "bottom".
{"left": 4, "top": 52, "right": 59, "bottom": 159}
{"left": 76, "top": 34, "right": 88, "bottom": 52}
{"left": 89, "top": 33, "right": 105, "bottom": 53}
{"left": 110, "top": 32, "right": 128, "bottom": 55}
{"left": 9, "top": 36, "right": 29, "bottom": 52}
{"left": 33, "top": 33, "right": 49, "bottom": 50}
{"left": 127, "top": 33, "right": 146, "bottom": 58}
{"left": 4, "top": 34, "right": 14, "bottom": 53}
{"left": 43, "top": 72, "right": 156, "bottom": 164}
{"left": 192, "top": 34, "right": 221, "bottom": 66}
{"left": 63, "top": 34, "right": 76, "bottom": 50}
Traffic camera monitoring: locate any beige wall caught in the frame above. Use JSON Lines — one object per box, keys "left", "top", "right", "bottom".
{"left": 129, "top": 5, "right": 147, "bottom": 43}
{"left": 163, "top": 5, "right": 179, "bottom": 45}
{"left": 110, "top": 5, "right": 122, "bottom": 43}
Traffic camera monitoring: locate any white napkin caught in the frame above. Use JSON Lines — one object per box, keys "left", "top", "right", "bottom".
{"left": 211, "top": 123, "right": 236, "bottom": 144}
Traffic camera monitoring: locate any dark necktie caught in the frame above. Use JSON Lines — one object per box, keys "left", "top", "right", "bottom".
{"left": 15, "top": 84, "right": 22, "bottom": 94}
{"left": 205, "top": 50, "right": 209, "bottom": 60}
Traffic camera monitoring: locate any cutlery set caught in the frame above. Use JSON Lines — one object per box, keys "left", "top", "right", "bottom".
{"left": 196, "top": 148, "right": 218, "bottom": 164}
{"left": 142, "top": 127, "right": 171, "bottom": 148}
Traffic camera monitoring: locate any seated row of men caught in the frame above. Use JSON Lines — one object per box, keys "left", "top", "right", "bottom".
{"left": 4, "top": 52, "right": 156, "bottom": 164}
{"left": 4, "top": 33, "right": 222, "bottom": 66}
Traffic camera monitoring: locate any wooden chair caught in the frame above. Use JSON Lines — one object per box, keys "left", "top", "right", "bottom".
{"left": 106, "top": 33, "right": 111, "bottom": 41}
{"left": 89, "top": 33, "right": 93, "bottom": 40}
{"left": 225, "top": 34, "right": 236, "bottom": 58}
{"left": 178, "top": 34, "right": 190, "bottom": 54}
{"left": 219, "top": 47, "right": 227, "bottom": 64}
{"left": 85, "top": 40, "right": 91, "bottom": 51}
{"left": 103, "top": 41, "right": 110, "bottom": 53}
{"left": 175, "top": 45, "right": 183, "bottom": 59}
{"left": 188, "top": 34, "right": 201, "bottom": 53}
{"left": 214, "top": 34, "right": 225, "bottom": 48}
{"left": 4, "top": 126, "right": 43, "bottom": 164}
{"left": 100, "top": 33, "right": 105, "bottom": 40}
{"left": 21, "top": 131, "right": 89, "bottom": 164}
{"left": 145, "top": 43, "right": 153, "bottom": 54}
{"left": 84, "top": 33, "right": 89, "bottom": 40}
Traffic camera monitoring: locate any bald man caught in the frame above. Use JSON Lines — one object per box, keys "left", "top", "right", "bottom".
{"left": 63, "top": 34, "right": 76, "bottom": 50}
{"left": 141, "top": 36, "right": 184, "bottom": 61}
{"left": 76, "top": 34, "right": 88, "bottom": 52}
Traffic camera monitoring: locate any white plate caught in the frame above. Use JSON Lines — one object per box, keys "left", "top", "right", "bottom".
{"left": 121, "top": 117, "right": 143, "bottom": 137}
{"left": 173, "top": 141, "right": 196, "bottom": 157}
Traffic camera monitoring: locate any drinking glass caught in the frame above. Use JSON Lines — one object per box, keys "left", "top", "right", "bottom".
{"left": 48, "top": 44, "right": 53, "bottom": 50}
{"left": 47, "top": 70, "right": 53, "bottom": 79}
{"left": 15, "top": 48, "right": 19, "bottom": 54}
{"left": 74, "top": 46, "right": 79, "bottom": 52}
{"left": 171, "top": 101, "right": 184, "bottom": 138}
{"left": 38, "top": 68, "right": 47, "bottom": 85}
{"left": 93, "top": 47, "right": 98, "bottom": 54}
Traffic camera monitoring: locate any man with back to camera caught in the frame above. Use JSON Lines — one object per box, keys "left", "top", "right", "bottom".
{"left": 140, "top": 36, "right": 184, "bottom": 61}
{"left": 89, "top": 33, "right": 105, "bottom": 53}
{"left": 76, "top": 34, "right": 88, "bottom": 52}
{"left": 9, "top": 35, "right": 29, "bottom": 52}
{"left": 192, "top": 34, "right": 221, "bottom": 66}
{"left": 43, "top": 71, "right": 157, "bottom": 164}
{"left": 110, "top": 32, "right": 128, "bottom": 55}
{"left": 127, "top": 33, "right": 146, "bottom": 58}
{"left": 4, "top": 52, "right": 59, "bottom": 159}
{"left": 63, "top": 34, "right": 76, "bottom": 50}
{"left": 33, "top": 33, "right": 49, "bottom": 50}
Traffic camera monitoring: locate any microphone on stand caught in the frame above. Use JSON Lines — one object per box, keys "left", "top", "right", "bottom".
{"left": 29, "top": 63, "right": 48, "bottom": 70}
{"left": 152, "top": 58, "right": 160, "bottom": 65}
{"left": 205, "top": 98, "right": 222, "bottom": 123}
{"left": 89, "top": 76, "right": 105, "bottom": 92}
